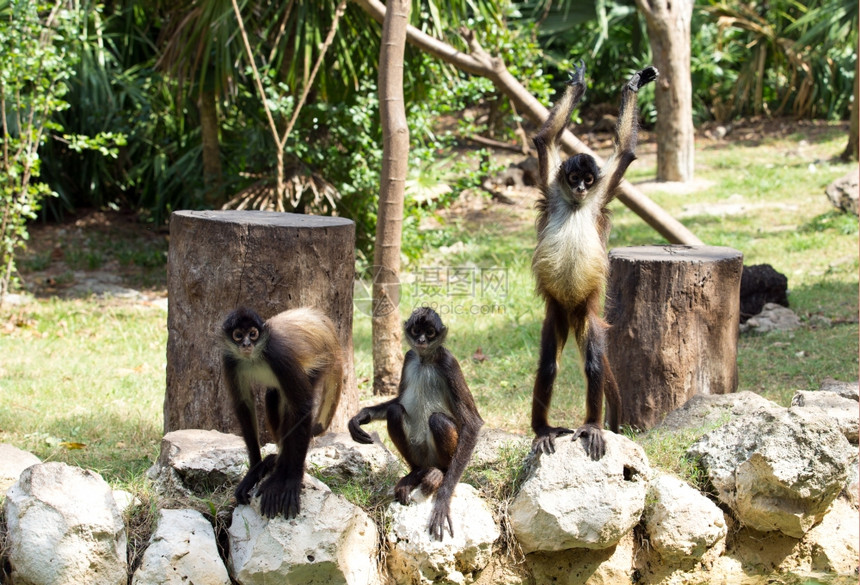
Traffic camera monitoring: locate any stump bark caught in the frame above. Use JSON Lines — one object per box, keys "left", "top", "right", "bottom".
{"left": 165, "top": 210, "right": 357, "bottom": 437}
{"left": 606, "top": 245, "right": 743, "bottom": 430}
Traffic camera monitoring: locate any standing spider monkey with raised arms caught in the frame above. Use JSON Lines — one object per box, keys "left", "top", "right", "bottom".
{"left": 349, "top": 307, "right": 483, "bottom": 541}
{"left": 531, "top": 62, "right": 658, "bottom": 460}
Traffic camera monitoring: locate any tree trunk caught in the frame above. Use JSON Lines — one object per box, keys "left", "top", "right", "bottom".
{"left": 635, "top": 0, "right": 695, "bottom": 183}
{"left": 353, "top": 0, "right": 703, "bottom": 246}
{"left": 842, "top": 63, "right": 858, "bottom": 161}
{"left": 198, "top": 89, "right": 223, "bottom": 207}
{"left": 165, "top": 210, "right": 357, "bottom": 437}
{"left": 606, "top": 245, "right": 743, "bottom": 430}
{"left": 371, "top": 0, "right": 410, "bottom": 396}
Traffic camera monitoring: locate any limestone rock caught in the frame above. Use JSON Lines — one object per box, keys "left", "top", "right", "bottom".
{"left": 819, "top": 377, "right": 859, "bottom": 401}
{"left": 0, "top": 443, "right": 40, "bottom": 495}
{"left": 657, "top": 391, "right": 780, "bottom": 433}
{"left": 131, "top": 508, "right": 230, "bottom": 585}
{"left": 228, "top": 474, "right": 379, "bottom": 585}
{"left": 526, "top": 533, "right": 636, "bottom": 585}
{"left": 688, "top": 407, "right": 853, "bottom": 537}
{"left": 801, "top": 497, "right": 859, "bottom": 574}
{"left": 307, "top": 431, "right": 400, "bottom": 478}
{"left": 739, "top": 303, "right": 801, "bottom": 333}
{"left": 471, "top": 428, "right": 530, "bottom": 468}
{"left": 147, "top": 428, "right": 248, "bottom": 495}
{"left": 509, "top": 433, "right": 651, "bottom": 553}
{"left": 643, "top": 473, "right": 727, "bottom": 561}
{"left": 4, "top": 462, "right": 127, "bottom": 585}
{"left": 791, "top": 389, "right": 858, "bottom": 443}
{"left": 825, "top": 170, "right": 859, "bottom": 215}
{"left": 385, "top": 483, "right": 499, "bottom": 585}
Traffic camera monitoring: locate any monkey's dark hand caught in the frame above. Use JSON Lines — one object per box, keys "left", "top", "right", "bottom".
{"left": 627, "top": 66, "right": 659, "bottom": 93}
{"left": 235, "top": 455, "right": 274, "bottom": 505}
{"left": 571, "top": 423, "right": 606, "bottom": 461}
{"left": 258, "top": 474, "right": 302, "bottom": 519}
{"left": 428, "top": 498, "right": 454, "bottom": 541}
{"left": 566, "top": 60, "right": 586, "bottom": 87}
{"left": 348, "top": 409, "right": 374, "bottom": 444}
{"left": 531, "top": 425, "right": 575, "bottom": 455}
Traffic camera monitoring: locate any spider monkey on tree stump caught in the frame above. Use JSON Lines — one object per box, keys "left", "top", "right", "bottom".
{"left": 531, "top": 62, "right": 658, "bottom": 460}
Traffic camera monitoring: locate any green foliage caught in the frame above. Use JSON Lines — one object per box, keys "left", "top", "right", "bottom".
{"left": 0, "top": 0, "right": 124, "bottom": 302}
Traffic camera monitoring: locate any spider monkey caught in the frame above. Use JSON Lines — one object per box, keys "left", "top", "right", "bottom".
{"left": 348, "top": 307, "right": 483, "bottom": 541}
{"left": 221, "top": 306, "right": 343, "bottom": 519}
{"left": 531, "top": 62, "right": 658, "bottom": 460}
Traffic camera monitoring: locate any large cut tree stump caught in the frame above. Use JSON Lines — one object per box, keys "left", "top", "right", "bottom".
{"left": 606, "top": 245, "right": 743, "bottom": 430}
{"left": 165, "top": 210, "right": 356, "bottom": 437}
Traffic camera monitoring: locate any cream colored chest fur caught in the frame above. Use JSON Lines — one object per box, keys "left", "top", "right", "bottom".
{"left": 533, "top": 198, "right": 608, "bottom": 306}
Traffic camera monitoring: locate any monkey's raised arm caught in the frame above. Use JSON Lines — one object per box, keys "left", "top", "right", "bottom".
{"left": 600, "top": 66, "right": 659, "bottom": 206}
{"left": 427, "top": 350, "right": 484, "bottom": 541}
{"left": 534, "top": 61, "right": 587, "bottom": 188}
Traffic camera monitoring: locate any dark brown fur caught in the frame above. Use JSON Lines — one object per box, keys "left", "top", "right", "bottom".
{"left": 531, "top": 63, "right": 658, "bottom": 460}
{"left": 222, "top": 306, "right": 343, "bottom": 519}
{"left": 348, "top": 307, "right": 483, "bottom": 541}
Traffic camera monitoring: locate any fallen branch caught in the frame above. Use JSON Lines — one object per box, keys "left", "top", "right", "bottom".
{"left": 352, "top": 0, "right": 703, "bottom": 246}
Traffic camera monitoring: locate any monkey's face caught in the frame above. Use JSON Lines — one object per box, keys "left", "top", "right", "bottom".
{"left": 404, "top": 307, "right": 447, "bottom": 354}
{"left": 223, "top": 307, "right": 266, "bottom": 359}
{"left": 230, "top": 325, "right": 260, "bottom": 356}
{"left": 561, "top": 154, "right": 600, "bottom": 201}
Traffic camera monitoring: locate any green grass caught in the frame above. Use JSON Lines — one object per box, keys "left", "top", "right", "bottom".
{"left": 0, "top": 122, "right": 857, "bottom": 492}
{"left": 0, "top": 298, "right": 165, "bottom": 485}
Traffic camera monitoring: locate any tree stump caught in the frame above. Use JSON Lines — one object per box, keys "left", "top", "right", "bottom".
{"left": 606, "top": 245, "right": 743, "bottom": 430}
{"left": 165, "top": 210, "right": 357, "bottom": 438}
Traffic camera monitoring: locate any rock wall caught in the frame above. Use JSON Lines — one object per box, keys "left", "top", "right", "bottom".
{"left": 2, "top": 383, "right": 858, "bottom": 585}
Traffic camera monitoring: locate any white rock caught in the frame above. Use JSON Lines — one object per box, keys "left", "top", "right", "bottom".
{"left": 147, "top": 429, "right": 248, "bottom": 495}
{"left": 819, "top": 378, "right": 859, "bottom": 401}
{"left": 657, "top": 391, "right": 780, "bottom": 433}
{"left": 131, "top": 508, "right": 230, "bottom": 585}
{"left": 644, "top": 473, "right": 727, "bottom": 561}
{"left": 791, "top": 389, "right": 859, "bottom": 443}
{"left": 526, "top": 532, "right": 636, "bottom": 585}
{"left": 112, "top": 489, "right": 140, "bottom": 515}
{"left": 509, "top": 433, "right": 651, "bottom": 553}
{"left": 4, "top": 462, "right": 127, "bottom": 585}
{"left": 688, "top": 406, "right": 853, "bottom": 537}
{"left": 739, "top": 303, "right": 801, "bottom": 333}
{"left": 385, "top": 483, "right": 499, "bottom": 585}
{"left": 0, "top": 443, "right": 40, "bottom": 495}
{"left": 228, "top": 474, "right": 380, "bottom": 585}
{"left": 802, "top": 497, "right": 859, "bottom": 574}
{"left": 307, "top": 431, "right": 400, "bottom": 478}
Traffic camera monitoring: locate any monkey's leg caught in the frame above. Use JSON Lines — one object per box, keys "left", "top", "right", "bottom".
{"left": 572, "top": 312, "right": 613, "bottom": 461}
{"left": 603, "top": 351, "right": 621, "bottom": 434}
{"left": 531, "top": 298, "right": 573, "bottom": 455}
{"left": 423, "top": 412, "right": 459, "bottom": 494}
{"left": 425, "top": 412, "right": 462, "bottom": 540}
{"left": 257, "top": 405, "right": 314, "bottom": 519}
{"left": 387, "top": 403, "right": 430, "bottom": 505}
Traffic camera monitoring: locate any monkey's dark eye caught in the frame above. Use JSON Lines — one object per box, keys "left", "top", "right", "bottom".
{"left": 232, "top": 330, "right": 243, "bottom": 343}
{"left": 248, "top": 328, "right": 259, "bottom": 341}
{"left": 425, "top": 330, "right": 436, "bottom": 339}
{"left": 584, "top": 174, "right": 594, "bottom": 185}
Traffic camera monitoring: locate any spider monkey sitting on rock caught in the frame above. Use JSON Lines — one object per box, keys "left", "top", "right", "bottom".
{"left": 531, "top": 62, "right": 658, "bottom": 460}
{"left": 349, "top": 307, "right": 483, "bottom": 541}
